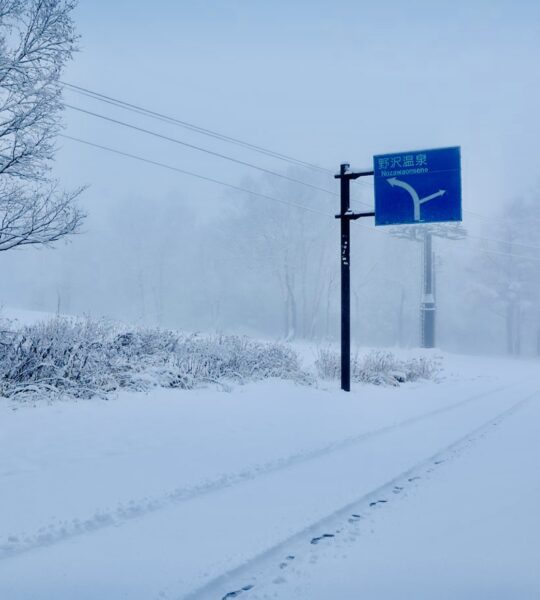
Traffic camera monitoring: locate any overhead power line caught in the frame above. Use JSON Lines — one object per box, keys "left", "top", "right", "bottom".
{"left": 61, "top": 81, "right": 333, "bottom": 175}
{"left": 63, "top": 82, "right": 540, "bottom": 228}
{"left": 59, "top": 134, "right": 333, "bottom": 218}
{"left": 62, "top": 82, "right": 540, "bottom": 244}
{"left": 61, "top": 120, "right": 538, "bottom": 255}
{"left": 61, "top": 81, "right": 376, "bottom": 198}
{"left": 64, "top": 103, "right": 340, "bottom": 198}
{"left": 61, "top": 134, "right": 540, "bottom": 264}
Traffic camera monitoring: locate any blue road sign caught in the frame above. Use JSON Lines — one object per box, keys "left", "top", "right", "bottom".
{"left": 373, "top": 146, "right": 461, "bottom": 226}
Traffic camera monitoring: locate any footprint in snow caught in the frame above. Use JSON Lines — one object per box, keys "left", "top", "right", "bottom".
{"left": 310, "top": 533, "right": 335, "bottom": 545}
{"left": 369, "top": 500, "right": 388, "bottom": 507}
{"left": 221, "top": 584, "right": 254, "bottom": 599}
{"left": 279, "top": 555, "right": 295, "bottom": 569}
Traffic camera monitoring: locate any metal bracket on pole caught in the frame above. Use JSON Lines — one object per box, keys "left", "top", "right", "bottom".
{"left": 334, "top": 164, "right": 375, "bottom": 392}
{"left": 335, "top": 211, "right": 375, "bottom": 220}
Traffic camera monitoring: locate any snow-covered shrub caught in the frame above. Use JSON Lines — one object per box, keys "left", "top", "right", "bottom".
{"left": 0, "top": 317, "right": 118, "bottom": 399}
{"left": 355, "top": 350, "right": 416, "bottom": 385}
{"left": 314, "top": 348, "right": 341, "bottom": 380}
{"left": 0, "top": 317, "right": 311, "bottom": 400}
{"left": 111, "top": 331, "right": 311, "bottom": 389}
{"left": 315, "top": 348, "right": 441, "bottom": 386}
{"left": 401, "top": 356, "right": 441, "bottom": 382}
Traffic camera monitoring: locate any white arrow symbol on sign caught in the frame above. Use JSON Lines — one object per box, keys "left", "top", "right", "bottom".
{"left": 387, "top": 177, "right": 446, "bottom": 222}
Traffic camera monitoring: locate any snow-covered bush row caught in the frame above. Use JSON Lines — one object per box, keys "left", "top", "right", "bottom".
{"left": 0, "top": 317, "right": 311, "bottom": 400}
{"left": 315, "top": 349, "right": 441, "bottom": 386}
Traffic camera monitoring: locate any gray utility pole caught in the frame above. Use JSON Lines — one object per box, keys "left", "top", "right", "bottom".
{"left": 335, "top": 164, "right": 374, "bottom": 392}
{"left": 421, "top": 231, "right": 435, "bottom": 348}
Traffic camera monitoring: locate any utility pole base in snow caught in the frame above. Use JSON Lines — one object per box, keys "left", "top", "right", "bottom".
{"left": 421, "top": 303, "right": 435, "bottom": 348}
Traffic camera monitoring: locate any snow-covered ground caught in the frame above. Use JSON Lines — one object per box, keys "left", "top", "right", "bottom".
{"left": 0, "top": 306, "right": 62, "bottom": 326}
{"left": 0, "top": 347, "right": 538, "bottom": 599}
{"left": 243, "top": 395, "right": 540, "bottom": 600}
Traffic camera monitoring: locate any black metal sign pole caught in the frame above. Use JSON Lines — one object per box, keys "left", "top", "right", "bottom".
{"left": 335, "top": 164, "right": 375, "bottom": 392}
{"left": 339, "top": 164, "right": 352, "bottom": 392}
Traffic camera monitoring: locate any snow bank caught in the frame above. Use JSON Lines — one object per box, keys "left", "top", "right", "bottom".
{"left": 0, "top": 316, "right": 311, "bottom": 400}
{"left": 0, "top": 314, "right": 444, "bottom": 402}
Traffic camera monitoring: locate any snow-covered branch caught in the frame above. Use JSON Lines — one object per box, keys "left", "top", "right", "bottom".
{"left": 0, "top": 0, "right": 83, "bottom": 250}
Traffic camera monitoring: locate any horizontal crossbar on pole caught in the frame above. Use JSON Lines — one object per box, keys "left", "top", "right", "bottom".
{"left": 334, "top": 211, "right": 375, "bottom": 220}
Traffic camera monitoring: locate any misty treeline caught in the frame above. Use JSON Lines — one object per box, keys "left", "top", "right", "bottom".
{"left": 1, "top": 3, "right": 536, "bottom": 358}
{"left": 3, "top": 168, "right": 539, "bottom": 357}
{"left": 470, "top": 197, "right": 540, "bottom": 356}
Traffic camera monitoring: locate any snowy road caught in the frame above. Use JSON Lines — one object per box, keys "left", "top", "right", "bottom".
{"left": 190, "top": 385, "right": 539, "bottom": 600}
{"left": 0, "top": 355, "right": 538, "bottom": 599}
{"left": 233, "top": 387, "right": 540, "bottom": 600}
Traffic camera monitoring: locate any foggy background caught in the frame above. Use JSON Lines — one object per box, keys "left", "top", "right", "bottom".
{"left": 1, "top": 0, "right": 539, "bottom": 355}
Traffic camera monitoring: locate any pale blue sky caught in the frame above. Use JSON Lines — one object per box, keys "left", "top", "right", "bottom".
{"left": 57, "top": 0, "right": 540, "bottom": 217}
{"left": 2, "top": 0, "right": 540, "bottom": 334}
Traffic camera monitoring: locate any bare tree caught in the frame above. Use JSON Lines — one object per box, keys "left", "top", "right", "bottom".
{"left": 0, "top": 0, "right": 84, "bottom": 252}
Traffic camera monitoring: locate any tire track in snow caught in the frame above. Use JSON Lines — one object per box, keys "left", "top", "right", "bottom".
{"left": 187, "top": 389, "right": 539, "bottom": 600}
{"left": 0, "top": 384, "right": 514, "bottom": 561}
